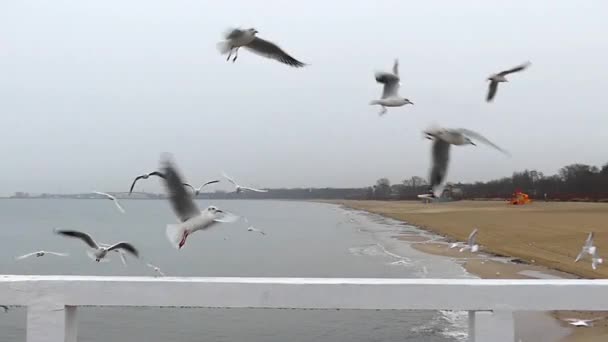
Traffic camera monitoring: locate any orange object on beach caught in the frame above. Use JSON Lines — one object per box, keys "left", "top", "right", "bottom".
{"left": 510, "top": 190, "right": 531, "bottom": 205}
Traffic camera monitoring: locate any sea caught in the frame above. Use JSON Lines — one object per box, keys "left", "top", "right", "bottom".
{"left": 0, "top": 199, "right": 562, "bottom": 341}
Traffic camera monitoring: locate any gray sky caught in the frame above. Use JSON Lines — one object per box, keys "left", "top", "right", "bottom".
{"left": 1, "top": 1, "right": 607, "bottom": 194}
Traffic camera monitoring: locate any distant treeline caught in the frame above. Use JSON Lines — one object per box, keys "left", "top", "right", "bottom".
{"left": 197, "top": 162, "right": 608, "bottom": 201}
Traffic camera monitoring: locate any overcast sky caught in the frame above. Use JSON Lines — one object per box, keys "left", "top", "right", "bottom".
{"left": 1, "top": 1, "right": 607, "bottom": 194}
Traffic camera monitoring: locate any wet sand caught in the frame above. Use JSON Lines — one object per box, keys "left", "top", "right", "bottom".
{"left": 330, "top": 200, "right": 608, "bottom": 342}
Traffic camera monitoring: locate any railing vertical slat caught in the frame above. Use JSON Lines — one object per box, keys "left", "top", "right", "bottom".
{"left": 27, "top": 304, "right": 66, "bottom": 342}
{"left": 474, "top": 311, "right": 514, "bottom": 342}
{"left": 468, "top": 311, "right": 476, "bottom": 342}
{"left": 65, "top": 306, "right": 78, "bottom": 342}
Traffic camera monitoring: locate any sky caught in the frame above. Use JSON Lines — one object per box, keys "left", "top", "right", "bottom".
{"left": 1, "top": 0, "right": 607, "bottom": 195}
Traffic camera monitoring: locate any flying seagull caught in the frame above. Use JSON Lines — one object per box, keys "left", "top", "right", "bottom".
{"left": 486, "top": 61, "right": 531, "bottom": 102}
{"left": 425, "top": 126, "right": 508, "bottom": 196}
{"left": 55, "top": 229, "right": 138, "bottom": 262}
{"left": 93, "top": 191, "right": 125, "bottom": 213}
{"left": 15, "top": 250, "right": 68, "bottom": 260}
{"left": 146, "top": 263, "right": 165, "bottom": 277}
{"left": 562, "top": 317, "right": 604, "bottom": 327}
{"left": 424, "top": 126, "right": 510, "bottom": 155}
{"left": 370, "top": 59, "right": 413, "bottom": 116}
{"left": 217, "top": 28, "right": 305, "bottom": 67}
{"left": 160, "top": 154, "right": 239, "bottom": 249}
{"left": 129, "top": 171, "right": 166, "bottom": 194}
{"left": 223, "top": 172, "right": 268, "bottom": 193}
{"left": 0, "top": 306, "right": 7, "bottom": 313}
{"left": 459, "top": 228, "right": 480, "bottom": 253}
{"left": 575, "top": 232, "right": 604, "bottom": 270}
{"left": 244, "top": 217, "right": 266, "bottom": 235}
{"left": 183, "top": 179, "right": 221, "bottom": 197}
{"left": 100, "top": 242, "right": 128, "bottom": 266}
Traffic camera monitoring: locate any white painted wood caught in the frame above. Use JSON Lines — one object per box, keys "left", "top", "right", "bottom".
{"left": 468, "top": 311, "right": 476, "bottom": 342}
{"left": 474, "top": 311, "right": 514, "bottom": 342}
{"left": 65, "top": 306, "right": 78, "bottom": 342}
{"left": 3, "top": 276, "right": 608, "bottom": 341}
{"left": 1, "top": 276, "right": 608, "bottom": 311}
{"left": 27, "top": 304, "right": 66, "bottom": 342}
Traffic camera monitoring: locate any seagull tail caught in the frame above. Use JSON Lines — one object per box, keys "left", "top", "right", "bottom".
{"left": 166, "top": 223, "right": 187, "bottom": 249}
{"left": 216, "top": 41, "right": 232, "bottom": 55}
{"left": 369, "top": 100, "right": 381, "bottom": 106}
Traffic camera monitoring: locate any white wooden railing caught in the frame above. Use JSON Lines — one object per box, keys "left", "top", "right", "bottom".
{"left": 2, "top": 276, "right": 608, "bottom": 342}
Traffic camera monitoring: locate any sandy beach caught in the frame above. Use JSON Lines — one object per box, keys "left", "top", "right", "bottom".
{"left": 330, "top": 200, "right": 608, "bottom": 341}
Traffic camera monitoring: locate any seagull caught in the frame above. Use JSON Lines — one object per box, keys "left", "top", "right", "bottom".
{"left": 54, "top": 229, "right": 138, "bottom": 262}
{"left": 486, "top": 61, "right": 531, "bottom": 102}
{"left": 244, "top": 217, "right": 266, "bottom": 235}
{"left": 100, "top": 242, "right": 128, "bottom": 266}
{"left": 425, "top": 126, "right": 508, "bottom": 196}
{"left": 575, "top": 232, "right": 603, "bottom": 270}
{"left": 0, "top": 306, "right": 7, "bottom": 313}
{"left": 183, "top": 179, "right": 221, "bottom": 197}
{"left": 459, "top": 228, "right": 480, "bottom": 253}
{"left": 223, "top": 172, "right": 268, "bottom": 193}
{"left": 160, "top": 154, "right": 239, "bottom": 249}
{"left": 15, "top": 250, "right": 68, "bottom": 260}
{"left": 129, "top": 171, "right": 166, "bottom": 194}
{"left": 424, "top": 125, "right": 510, "bottom": 155}
{"left": 562, "top": 317, "right": 604, "bottom": 327}
{"left": 217, "top": 28, "right": 305, "bottom": 67}
{"left": 146, "top": 263, "right": 165, "bottom": 277}
{"left": 370, "top": 59, "right": 413, "bottom": 116}
{"left": 93, "top": 191, "right": 125, "bottom": 213}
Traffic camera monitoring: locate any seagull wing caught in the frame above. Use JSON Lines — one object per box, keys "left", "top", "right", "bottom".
{"left": 160, "top": 154, "right": 200, "bottom": 222}
{"left": 46, "top": 251, "right": 69, "bottom": 257}
{"left": 585, "top": 232, "right": 594, "bottom": 247}
{"left": 429, "top": 139, "right": 451, "bottom": 191}
{"left": 214, "top": 210, "right": 240, "bottom": 223}
{"left": 15, "top": 252, "right": 38, "bottom": 260}
{"left": 468, "top": 228, "right": 479, "bottom": 246}
{"left": 498, "top": 61, "right": 531, "bottom": 76}
{"left": 375, "top": 72, "right": 400, "bottom": 99}
{"left": 224, "top": 28, "right": 244, "bottom": 40}
{"left": 93, "top": 191, "right": 114, "bottom": 200}
{"left": 486, "top": 81, "right": 499, "bottom": 102}
{"left": 116, "top": 250, "right": 128, "bottom": 266}
{"left": 182, "top": 183, "right": 196, "bottom": 194}
{"left": 392, "top": 59, "right": 399, "bottom": 76}
{"left": 240, "top": 186, "right": 268, "bottom": 193}
{"left": 55, "top": 229, "right": 99, "bottom": 249}
{"left": 129, "top": 175, "right": 145, "bottom": 194}
{"left": 222, "top": 172, "right": 238, "bottom": 186}
{"left": 575, "top": 249, "right": 585, "bottom": 262}
{"left": 199, "top": 179, "right": 220, "bottom": 190}
{"left": 107, "top": 242, "right": 139, "bottom": 258}
{"left": 113, "top": 198, "right": 126, "bottom": 214}
{"left": 244, "top": 36, "right": 306, "bottom": 67}
{"left": 455, "top": 128, "right": 510, "bottom": 155}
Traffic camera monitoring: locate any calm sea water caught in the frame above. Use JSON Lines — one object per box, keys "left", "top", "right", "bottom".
{"left": 0, "top": 199, "right": 474, "bottom": 342}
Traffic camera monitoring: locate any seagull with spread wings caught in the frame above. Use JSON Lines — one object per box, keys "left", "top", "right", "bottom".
{"left": 93, "top": 191, "right": 125, "bottom": 213}
{"left": 129, "top": 171, "right": 166, "bottom": 194}
{"left": 370, "top": 59, "right": 413, "bottom": 116}
{"left": 160, "top": 154, "right": 239, "bottom": 249}
{"left": 146, "top": 263, "right": 165, "bottom": 277}
{"left": 223, "top": 172, "right": 268, "bottom": 193}
{"left": 217, "top": 28, "right": 305, "bottom": 67}
{"left": 459, "top": 228, "right": 480, "bottom": 253}
{"left": 486, "top": 61, "right": 531, "bottom": 102}
{"left": 55, "top": 229, "right": 138, "bottom": 262}
{"left": 15, "top": 250, "right": 68, "bottom": 260}
{"left": 183, "top": 179, "right": 221, "bottom": 197}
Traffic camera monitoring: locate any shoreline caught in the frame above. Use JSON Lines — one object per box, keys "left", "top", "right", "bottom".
{"left": 331, "top": 200, "right": 608, "bottom": 342}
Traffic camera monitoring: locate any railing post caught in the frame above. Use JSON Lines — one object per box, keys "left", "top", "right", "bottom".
{"left": 27, "top": 303, "right": 77, "bottom": 342}
{"left": 471, "top": 311, "right": 514, "bottom": 342}
{"left": 65, "top": 306, "right": 78, "bottom": 342}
